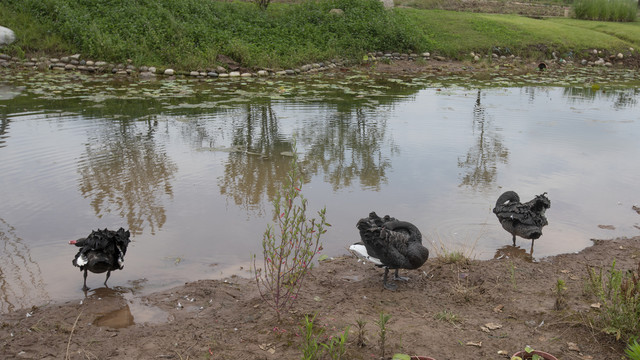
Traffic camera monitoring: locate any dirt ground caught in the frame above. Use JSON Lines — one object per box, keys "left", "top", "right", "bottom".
{"left": 1, "top": 234, "right": 639, "bottom": 360}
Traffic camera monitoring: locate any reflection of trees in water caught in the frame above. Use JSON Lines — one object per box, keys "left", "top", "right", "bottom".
{"left": 0, "top": 218, "right": 48, "bottom": 312}
{"left": 458, "top": 90, "right": 509, "bottom": 189}
{"left": 78, "top": 118, "right": 177, "bottom": 235}
{"left": 194, "top": 102, "right": 393, "bottom": 211}
{"left": 0, "top": 109, "right": 9, "bottom": 148}
{"left": 218, "top": 104, "right": 294, "bottom": 213}
{"left": 562, "top": 87, "right": 639, "bottom": 109}
{"left": 302, "top": 108, "right": 393, "bottom": 191}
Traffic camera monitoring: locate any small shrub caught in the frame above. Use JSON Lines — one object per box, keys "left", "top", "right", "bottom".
{"left": 254, "top": 143, "right": 330, "bottom": 322}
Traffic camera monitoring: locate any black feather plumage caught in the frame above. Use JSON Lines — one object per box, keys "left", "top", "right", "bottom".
{"left": 492, "top": 191, "right": 550, "bottom": 247}
{"left": 353, "top": 212, "right": 429, "bottom": 290}
{"left": 70, "top": 228, "right": 131, "bottom": 291}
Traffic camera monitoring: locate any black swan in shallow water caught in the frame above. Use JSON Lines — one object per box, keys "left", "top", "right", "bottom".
{"left": 69, "top": 228, "right": 131, "bottom": 290}
{"left": 492, "top": 191, "right": 551, "bottom": 249}
{"left": 350, "top": 212, "right": 429, "bottom": 290}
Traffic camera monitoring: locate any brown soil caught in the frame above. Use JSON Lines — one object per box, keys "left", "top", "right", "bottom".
{"left": 1, "top": 236, "right": 639, "bottom": 360}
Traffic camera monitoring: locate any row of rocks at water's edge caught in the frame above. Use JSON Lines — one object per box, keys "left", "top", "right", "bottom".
{"left": 0, "top": 47, "right": 637, "bottom": 79}
{"left": 0, "top": 53, "right": 353, "bottom": 78}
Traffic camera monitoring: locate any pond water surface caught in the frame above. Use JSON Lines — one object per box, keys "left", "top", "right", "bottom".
{"left": 1, "top": 69, "right": 639, "bottom": 312}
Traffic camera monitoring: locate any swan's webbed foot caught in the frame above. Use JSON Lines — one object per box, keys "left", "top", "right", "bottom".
{"left": 382, "top": 268, "right": 398, "bottom": 291}
{"left": 393, "top": 269, "right": 409, "bottom": 281}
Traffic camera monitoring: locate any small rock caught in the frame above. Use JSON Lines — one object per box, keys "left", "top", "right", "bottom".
{"left": 568, "top": 342, "right": 580, "bottom": 352}
{"left": 473, "top": 55, "right": 480, "bottom": 62}
{"left": 329, "top": 8, "right": 344, "bottom": 15}
{"left": 240, "top": 72, "right": 252, "bottom": 77}
{"left": 617, "top": 53, "right": 624, "bottom": 59}
{"left": 148, "top": 66, "right": 157, "bottom": 73}
{"left": 257, "top": 70, "right": 268, "bottom": 76}
{"left": 164, "top": 68, "right": 175, "bottom": 76}
{"left": 189, "top": 71, "right": 199, "bottom": 76}
{"left": 229, "top": 71, "right": 240, "bottom": 77}
{"left": 207, "top": 71, "right": 218, "bottom": 77}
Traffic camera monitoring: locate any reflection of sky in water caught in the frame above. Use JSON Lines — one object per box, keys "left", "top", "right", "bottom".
{"left": 1, "top": 85, "right": 639, "bottom": 311}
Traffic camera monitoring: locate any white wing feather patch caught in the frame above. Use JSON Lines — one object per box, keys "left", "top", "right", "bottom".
{"left": 349, "top": 244, "right": 383, "bottom": 266}
{"left": 76, "top": 255, "right": 88, "bottom": 266}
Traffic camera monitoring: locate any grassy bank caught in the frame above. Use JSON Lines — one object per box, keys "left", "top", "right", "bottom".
{"left": 1, "top": 0, "right": 639, "bottom": 70}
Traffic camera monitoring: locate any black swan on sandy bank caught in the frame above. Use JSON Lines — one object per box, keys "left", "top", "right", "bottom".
{"left": 492, "top": 191, "right": 551, "bottom": 249}
{"left": 350, "top": 212, "right": 429, "bottom": 290}
{"left": 69, "top": 228, "right": 131, "bottom": 290}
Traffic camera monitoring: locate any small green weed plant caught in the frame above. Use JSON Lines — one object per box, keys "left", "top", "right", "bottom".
{"left": 586, "top": 260, "right": 640, "bottom": 340}
{"left": 375, "top": 312, "right": 392, "bottom": 359}
{"left": 626, "top": 338, "right": 640, "bottom": 360}
{"left": 554, "top": 278, "right": 567, "bottom": 310}
{"left": 254, "top": 145, "right": 330, "bottom": 322}
{"left": 511, "top": 345, "right": 543, "bottom": 360}
{"left": 299, "top": 313, "right": 349, "bottom": 360}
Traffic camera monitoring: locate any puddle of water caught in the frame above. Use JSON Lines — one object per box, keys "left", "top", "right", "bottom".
{"left": 90, "top": 290, "right": 169, "bottom": 328}
{"left": 93, "top": 304, "right": 135, "bottom": 329}
{"left": 1, "top": 71, "right": 639, "bottom": 312}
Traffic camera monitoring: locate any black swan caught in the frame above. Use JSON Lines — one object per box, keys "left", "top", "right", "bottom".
{"left": 69, "top": 228, "right": 131, "bottom": 290}
{"left": 492, "top": 191, "right": 551, "bottom": 248}
{"left": 351, "top": 212, "right": 429, "bottom": 290}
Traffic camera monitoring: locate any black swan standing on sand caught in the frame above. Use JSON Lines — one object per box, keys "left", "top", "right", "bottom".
{"left": 69, "top": 228, "right": 131, "bottom": 290}
{"left": 350, "top": 212, "right": 429, "bottom": 290}
{"left": 492, "top": 191, "right": 551, "bottom": 250}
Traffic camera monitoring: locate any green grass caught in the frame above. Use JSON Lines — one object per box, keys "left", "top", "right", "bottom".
{"left": 573, "top": 0, "right": 637, "bottom": 22}
{"left": 400, "top": 9, "right": 639, "bottom": 59}
{"left": 1, "top": 0, "right": 639, "bottom": 69}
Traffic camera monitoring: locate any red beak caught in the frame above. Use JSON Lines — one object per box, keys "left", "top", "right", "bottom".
{"left": 69, "top": 240, "right": 77, "bottom": 245}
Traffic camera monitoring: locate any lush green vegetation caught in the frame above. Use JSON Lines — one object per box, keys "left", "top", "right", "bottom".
{"left": 0, "top": 0, "right": 420, "bottom": 69}
{"left": 574, "top": 0, "right": 637, "bottom": 22}
{"left": 586, "top": 261, "right": 640, "bottom": 342}
{"left": 1, "top": 0, "right": 639, "bottom": 70}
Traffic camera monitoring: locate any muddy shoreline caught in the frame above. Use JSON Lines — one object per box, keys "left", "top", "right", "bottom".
{"left": 1, "top": 235, "right": 639, "bottom": 359}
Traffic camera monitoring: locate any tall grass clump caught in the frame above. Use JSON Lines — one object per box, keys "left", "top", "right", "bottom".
{"left": 1, "top": 0, "right": 421, "bottom": 69}
{"left": 586, "top": 260, "right": 640, "bottom": 341}
{"left": 573, "top": 0, "right": 637, "bottom": 22}
{"left": 254, "top": 143, "right": 330, "bottom": 322}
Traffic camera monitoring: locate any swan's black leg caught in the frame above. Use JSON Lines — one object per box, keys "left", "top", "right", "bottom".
{"left": 530, "top": 239, "right": 535, "bottom": 255}
{"left": 82, "top": 269, "right": 89, "bottom": 291}
{"left": 104, "top": 270, "right": 111, "bottom": 287}
{"left": 383, "top": 268, "right": 397, "bottom": 291}
{"left": 512, "top": 234, "right": 516, "bottom": 246}
{"left": 393, "top": 268, "right": 410, "bottom": 282}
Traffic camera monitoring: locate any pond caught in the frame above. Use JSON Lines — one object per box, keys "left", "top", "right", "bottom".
{"left": 1, "top": 68, "right": 639, "bottom": 312}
